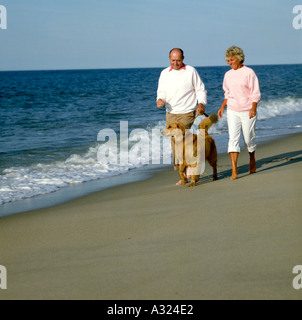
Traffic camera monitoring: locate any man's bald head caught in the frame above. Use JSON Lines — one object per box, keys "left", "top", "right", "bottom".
{"left": 169, "top": 48, "right": 184, "bottom": 59}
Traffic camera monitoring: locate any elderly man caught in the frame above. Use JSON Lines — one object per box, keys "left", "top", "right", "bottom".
{"left": 157, "top": 48, "right": 207, "bottom": 175}
{"left": 157, "top": 48, "right": 207, "bottom": 126}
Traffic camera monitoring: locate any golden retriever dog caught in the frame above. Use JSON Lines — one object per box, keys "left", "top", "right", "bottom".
{"left": 162, "top": 114, "right": 218, "bottom": 187}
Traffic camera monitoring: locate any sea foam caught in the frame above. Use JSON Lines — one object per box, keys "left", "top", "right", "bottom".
{"left": 257, "top": 97, "right": 302, "bottom": 120}
{"left": 0, "top": 122, "right": 172, "bottom": 205}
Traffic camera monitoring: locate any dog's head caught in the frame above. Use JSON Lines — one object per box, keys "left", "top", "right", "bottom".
{"left": 162, "top": 122, "right": 186, "bottom": 137}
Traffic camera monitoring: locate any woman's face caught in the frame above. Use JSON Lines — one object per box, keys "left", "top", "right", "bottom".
{"left": 227, "top": 55, "right": 242, "bottom": 70}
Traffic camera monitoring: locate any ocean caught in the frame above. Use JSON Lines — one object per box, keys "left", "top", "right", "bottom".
{"left": 1, "top": 64, "right": 302, "bottom": 216}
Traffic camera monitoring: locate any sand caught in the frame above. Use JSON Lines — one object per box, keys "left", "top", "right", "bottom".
{"left": 0, "top": 133, "right": 302, "bottom": 300}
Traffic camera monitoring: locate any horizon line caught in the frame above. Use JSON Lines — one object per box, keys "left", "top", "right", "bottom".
{"left": 0, "top": 62, "right": 301, "bottom": 73}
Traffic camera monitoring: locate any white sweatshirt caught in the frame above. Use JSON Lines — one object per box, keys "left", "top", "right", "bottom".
{"left": 157, "top": 65, "right": 207, "bottom": 114}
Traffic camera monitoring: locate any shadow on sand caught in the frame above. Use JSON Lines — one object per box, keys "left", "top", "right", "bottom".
{"left": 197, "top": 150, "right": 302, "bottom": 185}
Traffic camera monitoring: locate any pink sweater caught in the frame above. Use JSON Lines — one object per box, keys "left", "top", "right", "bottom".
{"left": 223, "top": 66, "right": 261, "bottom": 112}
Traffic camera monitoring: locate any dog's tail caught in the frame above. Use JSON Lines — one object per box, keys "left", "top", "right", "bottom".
{"left": 199, "top": 114, "right": 218, "bottom": 134}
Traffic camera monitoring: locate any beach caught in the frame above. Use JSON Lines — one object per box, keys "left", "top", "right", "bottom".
{"left": 1, "top": 65, "right": 302, "bottom": 207}
{"left": 0, "top": 132, "right": 301, "bottom": 300}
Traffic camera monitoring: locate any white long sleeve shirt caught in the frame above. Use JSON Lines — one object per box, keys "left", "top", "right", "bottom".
{"left": 157, "top": 65, "right": 207, "bottom": 114}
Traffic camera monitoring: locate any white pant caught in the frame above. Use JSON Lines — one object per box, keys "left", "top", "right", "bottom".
{"left": 227, "top": 109, "right": 257, "bottom": 153}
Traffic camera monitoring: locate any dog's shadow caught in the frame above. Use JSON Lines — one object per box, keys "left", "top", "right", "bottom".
{"left": 196, "top": 149, "right": 302, "bottom": 185}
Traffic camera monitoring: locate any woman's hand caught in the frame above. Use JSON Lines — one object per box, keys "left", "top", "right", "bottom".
{"left": 218, "top": 106, "right": 225, "bottom": 118}
{"left": 218, "top": 99, "right": 228, "bottom": 118}
{"left": 249, "top": 103, "right": 258, "bottom": 119}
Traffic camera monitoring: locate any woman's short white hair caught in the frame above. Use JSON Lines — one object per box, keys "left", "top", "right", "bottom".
{"left": 225, "top": 45, "right": 245, "bottom": 64}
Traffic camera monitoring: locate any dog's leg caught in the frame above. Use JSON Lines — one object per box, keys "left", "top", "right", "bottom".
{"left": 188, "top": 175, "right": 199, "bottom": 187}
{"left": 208, "top": 140, "right": 218, "bottom": 181}
{"left": 177, "top": 165, "right": 188, "bottom": 185}
{"left": 171, "top": 136, "right": 180, "bottom": 171}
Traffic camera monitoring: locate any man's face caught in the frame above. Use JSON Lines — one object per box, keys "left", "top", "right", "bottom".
{"left": 169, "top": 50, "right": 184, "bottom": 70}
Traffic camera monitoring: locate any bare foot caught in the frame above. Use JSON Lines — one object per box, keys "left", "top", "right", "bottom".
{"left": 230, "top": 152, "right": 239, "bottom": 181}
{"left": 230, "top": 170, "right": 238, "bottom": 180}
{"left": 176, "top": 180, "right": 186, "bottom": 185}
{"left": 249, "top": 152, "right": 256, "bottom": 174}
{"left": 186, "top": 167, "right": 192, "bottom": 179}
{"left": 176, "top": 172, "right": 187, "bottom": 185}
{"left": 249, "top": 159, "right": 256, "bottom": 174}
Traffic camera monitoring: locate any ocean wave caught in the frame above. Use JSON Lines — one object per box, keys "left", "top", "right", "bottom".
{"left": 194, "top": 97, "right": 302, "bottom": 132}
{"left": 257, "top": 97, "right": 302, "bottom": 121}
{"left": 0, "top": 122, "right": 173, "bottom": 205}
{"left": 0, "top": 145, "right": 132, "bottom": 205}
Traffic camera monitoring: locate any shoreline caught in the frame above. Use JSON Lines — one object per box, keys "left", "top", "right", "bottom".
{"left": 0, "top": 131, "right": 300, "bottom": 218}
{"left": 0, "top": 164, "right": 170, "bottom": 218}
{"left": 0, "top": 132, "right": 301, "bottom": 300}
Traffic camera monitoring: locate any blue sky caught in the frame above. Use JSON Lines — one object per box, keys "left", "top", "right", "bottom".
{"left": 0, "top": 0, "right": 301, "bottom": 70}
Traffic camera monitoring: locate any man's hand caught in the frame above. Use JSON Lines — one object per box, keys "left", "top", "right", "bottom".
{"left": 196, "top": 103, "right": 205, "bottom": 116}
{"left": 157, "top": 99, "right": 165, "bottom": 108}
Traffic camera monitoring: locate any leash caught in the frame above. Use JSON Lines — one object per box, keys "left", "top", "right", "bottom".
{"left": 194, "top": 112, "right": 209, "bottom": 122}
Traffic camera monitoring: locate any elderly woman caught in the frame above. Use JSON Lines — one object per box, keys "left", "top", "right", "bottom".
{"left": 218, "top": 46, "right": 261, "bottom": 180}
